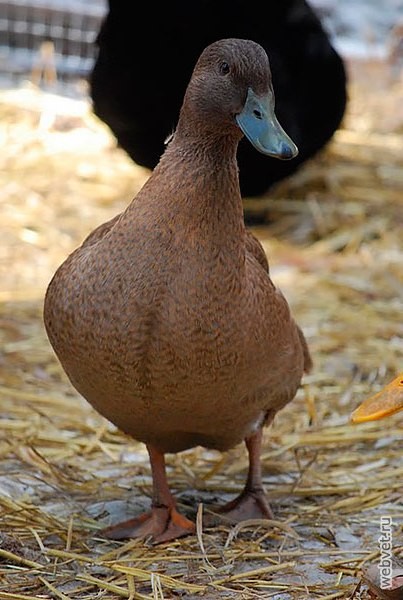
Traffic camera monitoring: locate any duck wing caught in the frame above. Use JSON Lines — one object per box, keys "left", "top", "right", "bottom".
{"left": 81, "top": 213, "right": 121, "bottom": 248}
{"left": 246, "top": 229, "right": 312, "bottom": 374}
{"left": 245, "top": 229, "right": 269, "bottom": 272}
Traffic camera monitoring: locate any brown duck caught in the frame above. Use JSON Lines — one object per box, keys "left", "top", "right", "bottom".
{"left": 44, "top": 38, "right": 312, "bottom": 543}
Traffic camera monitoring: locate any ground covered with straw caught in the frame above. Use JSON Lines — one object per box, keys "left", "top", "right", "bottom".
{"left": 0, "top": 57, "right": 402, "bottom": 599}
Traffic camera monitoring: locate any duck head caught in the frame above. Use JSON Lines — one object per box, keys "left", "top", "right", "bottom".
{"left": 178, "top": 38, "right": 298, "bottom": 160}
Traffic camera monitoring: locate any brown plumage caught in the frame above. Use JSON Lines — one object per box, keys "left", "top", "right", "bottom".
{"left": 44, "top": 38, "right": 312, "bottom": 543}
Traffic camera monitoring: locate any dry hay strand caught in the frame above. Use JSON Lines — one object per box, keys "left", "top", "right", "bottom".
{"left": 0, "top": 58, "right": 402, "bottom": 599}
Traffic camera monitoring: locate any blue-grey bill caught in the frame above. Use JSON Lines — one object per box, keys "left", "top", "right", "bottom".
{"left": 236, "top": 87, "right": 298, "bottom": 160}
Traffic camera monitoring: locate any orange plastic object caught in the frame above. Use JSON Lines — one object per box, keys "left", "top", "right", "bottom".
{"left": 351, "top": 374, "right": 403, "bottom": 423}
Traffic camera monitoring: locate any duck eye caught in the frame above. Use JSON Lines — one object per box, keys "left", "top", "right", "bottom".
{"left": 219, "top": 61, "right": 230, "bottom": 75}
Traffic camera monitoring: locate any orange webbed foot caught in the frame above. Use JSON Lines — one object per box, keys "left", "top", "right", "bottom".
{"left": 205, "top": 487, "right": 274, "bottom": 526}
{"left": 101, "top": 505, "right": 195, "bottom": 544}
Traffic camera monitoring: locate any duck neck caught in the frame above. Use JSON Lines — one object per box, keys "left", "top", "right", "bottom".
{"left": 152, "top": 130, "right": 246, "bottom": 250}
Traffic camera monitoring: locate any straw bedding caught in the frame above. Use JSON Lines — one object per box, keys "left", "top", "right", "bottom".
{"left": 0, "top": 57, "right": 402, "bottom": 599}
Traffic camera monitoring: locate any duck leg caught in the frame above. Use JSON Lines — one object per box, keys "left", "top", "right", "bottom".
{"left": 102, "top": 445, "right": 195, "bottom": 543}
{"left": 207, "top": 428, "right": 273, "bottom": 524}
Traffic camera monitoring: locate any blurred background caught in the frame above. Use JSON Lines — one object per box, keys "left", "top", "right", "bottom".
{"left": 0, "top": 0, "right": 402, "bottom": 89}
{"left": 0, "top": 0, "right": 403, "bottom": 91}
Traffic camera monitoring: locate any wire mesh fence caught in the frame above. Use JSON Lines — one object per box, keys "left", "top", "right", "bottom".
{"left": 0, "top": 0, "right": 105, "bottom": 87}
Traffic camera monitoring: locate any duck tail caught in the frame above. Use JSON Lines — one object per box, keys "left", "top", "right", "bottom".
{"left": 297, "top": 325, "right": 313, "bottom": 374}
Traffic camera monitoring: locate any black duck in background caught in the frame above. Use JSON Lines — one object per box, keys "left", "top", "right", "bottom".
{"left": 90, "top": 0, "right": 347, "bottom": 205}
